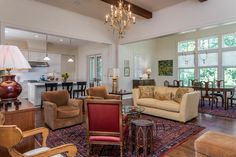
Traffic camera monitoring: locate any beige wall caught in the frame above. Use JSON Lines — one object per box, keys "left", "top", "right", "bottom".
{"left": 119, "top": 23, "right": 236, "bottom": 91}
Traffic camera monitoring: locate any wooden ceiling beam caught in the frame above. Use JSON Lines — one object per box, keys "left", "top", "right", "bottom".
{"left": 199, "top": 0, "right": 208, "bottom": 2}
{"left": 101, "top": 0, "right": 152, "bottom": 19}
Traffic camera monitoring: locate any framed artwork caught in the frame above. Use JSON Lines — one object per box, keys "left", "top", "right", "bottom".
{"left": 158, "top": 60, "right": 173, "bottom": 76}
{"left": 124, "top": 67, "right": 130, "bottom": 77}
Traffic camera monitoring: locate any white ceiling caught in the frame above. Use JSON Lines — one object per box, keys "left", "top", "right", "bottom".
{"left": 5, "top": 28, "right": 94, "bottom": 47}
{"left": 35, "top": 0, "right": 186, "bottom": 20}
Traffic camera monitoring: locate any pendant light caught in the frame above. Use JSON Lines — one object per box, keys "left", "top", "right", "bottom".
{"left": 44, "top": 35, "right": 50, "bottom": 61}
{"left": 67, "top": 39, "right": 74, "bottom": 63}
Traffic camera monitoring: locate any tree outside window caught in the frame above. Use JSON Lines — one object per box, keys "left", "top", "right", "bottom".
{"left": 199, "top": 68, "right": 217, "bottom": 82}
{"left": 179, "top": 69, "right": 195, "bottom": 86}
{"left": 224, "top": 67, "right": 236, "bottom": 87}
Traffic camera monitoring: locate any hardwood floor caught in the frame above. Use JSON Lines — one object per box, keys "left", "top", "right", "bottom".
{"left": 35, "top": 99, "right": 236, "bottom": 157}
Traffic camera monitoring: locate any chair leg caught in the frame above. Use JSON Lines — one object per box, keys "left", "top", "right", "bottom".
{"left": 120, "top": 144, "right": 123, "bottom": 157}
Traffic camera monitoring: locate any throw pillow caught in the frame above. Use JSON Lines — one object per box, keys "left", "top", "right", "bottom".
{"left": 154, "top": 92, "right": 172, "bottom": 100}
{"left": 173, "top": 88, "right": 189, "bottom": 103}
{"left": 139, "top": 86, "right": 154, "bottom": 98}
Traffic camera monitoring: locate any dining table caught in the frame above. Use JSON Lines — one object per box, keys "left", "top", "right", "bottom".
{"left": 168, "top": 85, "right": 235, "bottom": 110}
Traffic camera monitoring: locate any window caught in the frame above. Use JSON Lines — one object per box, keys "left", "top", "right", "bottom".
{"left": 222, "top": 51, "right": 236, "bottom": 66}
{"left": 134, "top": 54, "right": 145, "bottom": 79}
{"left": 223, "top": 33, "right": 236, "bottom": 48}
{"left": 88, "top": 55, "right": 103, "bottom": 84}
{"left": 199, "top": 68, "right": 217, "bottom": 82}
{"left": 224, "top": 67, "right": 236, "bottom": 87}
{"left": 179, "top": 69, "right": 195, "bottom": 86}
{"left": 198, "top": 37, "right": 218, "bottom": 50}
{"left": 178, "top": 40, "right": 195, "bottom": 52}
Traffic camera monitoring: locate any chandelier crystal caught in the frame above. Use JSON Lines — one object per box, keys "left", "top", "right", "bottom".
{"left": 105, "top": 0, "right": 136, "bottom": 38}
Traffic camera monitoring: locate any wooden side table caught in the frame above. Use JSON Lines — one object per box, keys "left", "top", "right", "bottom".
{"left": 131, "top": 119, "right": 154, "bottom": 157}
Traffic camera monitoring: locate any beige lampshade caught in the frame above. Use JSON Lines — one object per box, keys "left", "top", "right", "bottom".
{"left": 0, "top": 45, "right": 31, "bottom": 70}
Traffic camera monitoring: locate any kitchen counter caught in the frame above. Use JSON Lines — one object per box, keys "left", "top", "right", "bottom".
{"left": 28, "top": 82, "right": 78, "bottom": 106}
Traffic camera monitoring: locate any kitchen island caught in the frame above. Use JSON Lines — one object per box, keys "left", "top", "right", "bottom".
{"left": 28, "top": 82, "right": 78, "bottom": 106}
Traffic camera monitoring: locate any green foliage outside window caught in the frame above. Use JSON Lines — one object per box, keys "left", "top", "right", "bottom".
{"left": 199, "top": 68, "right": 217, "bottom": 82}
{"left": 179, "top": 69, "right": 195, "bottom": 86}
{"left": 198, "top": 37, "right": 218, "bottom": 50}
{"left": 223, "top": 34, "right": 236, "bottom": 48}
{"left": 178, "top": 40, "right": 195, "bottom": 52}
{"left": 224, "top": 68, "right": 236, "bottom": 87}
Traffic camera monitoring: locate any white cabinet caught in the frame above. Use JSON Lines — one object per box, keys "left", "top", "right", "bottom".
{"left": 29, "top": 51, "right": 45, "bottom": 62}
{"left": 47, "top": 53, "right": 61, "bottom": 73}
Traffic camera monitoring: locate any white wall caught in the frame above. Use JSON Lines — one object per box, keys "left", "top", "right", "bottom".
{"left": 119, "top": 22, "right": 236, "bottom": 91}
{"left": 0, "top": 0, "right": 113, "bottom": 44}
{"left": 78, "top": 43, "right": 114, "bottom": 87}
{"left": 121, "top": 0, "right": 236, "bottom": 44}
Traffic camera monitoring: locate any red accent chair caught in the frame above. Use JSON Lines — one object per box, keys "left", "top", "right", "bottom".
{"left": 84, "top": 99, "right": 127, "bottom": 157}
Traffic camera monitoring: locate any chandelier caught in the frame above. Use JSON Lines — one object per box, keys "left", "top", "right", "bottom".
{"left": 105, "top": 0, "right": 136, "bottom": 38}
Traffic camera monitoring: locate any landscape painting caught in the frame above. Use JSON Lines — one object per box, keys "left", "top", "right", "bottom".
{"left": 158, "top": 60, "right": 173, "bottom": 76}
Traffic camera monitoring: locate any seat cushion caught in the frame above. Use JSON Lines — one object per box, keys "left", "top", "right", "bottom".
{"left": 89, "top": 136, "right": 121, "bottom": 143}
{"left": 24, "top": 147, "right": 63, "bottom": 157}
{"left": 195, "top": 131, "right": 236, "bottom": 157}
{"left": 57, "top": 106, "right": 80, "bottom": 119}
{"left": 137, "top": 98, "right": 180, "bottom": 112}
{"left": 154, "top": 92, "right": 172, "bottom": 100}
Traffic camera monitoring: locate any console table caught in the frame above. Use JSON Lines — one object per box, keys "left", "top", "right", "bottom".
{"left": 0, "top": 99, "right": 36, "bottom": 157}
{"left": 133, "top": 79, "right": 155, "bottom": 88}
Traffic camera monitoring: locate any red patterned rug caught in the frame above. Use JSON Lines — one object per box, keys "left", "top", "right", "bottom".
{"left": 39, "top": 115, "right": 204, "bottom": 157}
{"left": 199, "top": 102, "right": 236, "bottom": 119}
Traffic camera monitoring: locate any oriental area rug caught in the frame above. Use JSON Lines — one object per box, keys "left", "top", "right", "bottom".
{"left": 39, "top": 115, "right": 204, "bottom": 157}
{"left": 199, "top": 105, "right": 236, "bottom": 119}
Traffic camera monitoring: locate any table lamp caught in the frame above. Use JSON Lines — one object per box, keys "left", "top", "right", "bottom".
{"left": 112, "top": 68, "right": 119, "bottom": 93}
{"left": 0, "top": 45, "right": 31, "bottom": 105}
{"left": 146, "top": 68, "right": 151, "bottom": 79}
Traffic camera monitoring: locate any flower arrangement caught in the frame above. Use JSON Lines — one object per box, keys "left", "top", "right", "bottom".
{"left": 61, "top": 72, "right": 69, "bottom": 82}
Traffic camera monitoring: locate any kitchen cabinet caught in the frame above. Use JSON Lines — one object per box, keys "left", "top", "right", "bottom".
{"left": 47, "top": 53, "right": 61, "bottom": 73}
{"left": 28, "top": 51, "right": 45, "bottom": 62}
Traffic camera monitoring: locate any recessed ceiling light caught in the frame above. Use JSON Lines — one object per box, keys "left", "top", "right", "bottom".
{"left": 5, "top": 30, "right": 9, "bottom": 33}
{"left": 34, "top": 34, "right": 39, "bottom": 38}
{"left": 59, "top": 38, "right": 63, "bottom": 42}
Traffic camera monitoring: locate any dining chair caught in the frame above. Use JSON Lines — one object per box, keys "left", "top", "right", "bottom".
{"left": 227, "top": 88, "right": 236, "bottom": 107}
{"left": 45, "top": 82, "right": 58, "bottom": 91}
{"left": 212, "top": 80, "right": 224, "bottom": 106}
{"left": 164, "top": 80, "right": 169, "bottom": 87}
{"left": 62, "top": 82, "right": 73, "bottom": 98}
{"left": 201, "top": 81, "right": 218, "bottom": 109}
{"left": 173, "top": 80, "right": 183, "bottom": 87}
{"left": 0, "top": 125, "right": 77, "bottom": 157}
{"left": 84, "top": 99, "right": 127, "bottom": 157}
{"left": 73, "top": 81, "right": 87, "bottom": 98}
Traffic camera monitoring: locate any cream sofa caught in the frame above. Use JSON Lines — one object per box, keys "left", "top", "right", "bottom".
{"left": 132, "top": 86, "right": 201, "bottom": 122}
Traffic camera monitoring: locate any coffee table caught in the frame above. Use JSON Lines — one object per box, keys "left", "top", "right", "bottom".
{"left": 122, "top": 105, "right": 145, "bottom": 120}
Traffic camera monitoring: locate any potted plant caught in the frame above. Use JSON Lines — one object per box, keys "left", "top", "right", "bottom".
{"left": 61, "top": 72, "right": 69, "bottom": 82}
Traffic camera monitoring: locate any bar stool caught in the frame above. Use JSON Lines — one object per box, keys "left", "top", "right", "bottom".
{"left": 62, "top": 82, "right": 73, "bottom": 98}
{"left": 73, "top": 82, "right": 87, "bottom": 98}
{"left": 41, "top": 83, "right": 58, "bottom": 108}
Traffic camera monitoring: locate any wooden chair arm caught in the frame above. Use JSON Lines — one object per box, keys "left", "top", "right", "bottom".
{"left": 106, "top": 94, "right": 121, "bottom": 100}
{"left": 22, "top": 127, "right": 49, "bottom": 147}
{"left": 32, "top": 144, "right": 77, "bottom": 157}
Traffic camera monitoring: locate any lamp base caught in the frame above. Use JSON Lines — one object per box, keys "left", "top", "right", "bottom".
{"left": 0, "top": 98, "right": 21, "bottom": 111}
{"left": 0, "top": 74, "right": 22, "bottom": 110}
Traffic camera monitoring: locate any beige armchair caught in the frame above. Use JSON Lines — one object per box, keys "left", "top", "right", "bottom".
{"left": 0, "top": 125, "right": 77, "bottom": 157}
{"left": 43, "top": 90, "right": 83, "bottom": 130}
{"left": 86, "top": 86, "right": 121, "bottom": 100}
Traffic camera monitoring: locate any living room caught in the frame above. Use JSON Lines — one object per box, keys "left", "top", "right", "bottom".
{"left": 0, "top": 0, "right": 236, "bottom": 157}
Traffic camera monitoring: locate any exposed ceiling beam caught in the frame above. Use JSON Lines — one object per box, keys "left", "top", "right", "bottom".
{"left": 199, "top": 0, "right": 208, "bottom": 2}
{"left": 101, "top": 0, "right": 152, "bottom": 19}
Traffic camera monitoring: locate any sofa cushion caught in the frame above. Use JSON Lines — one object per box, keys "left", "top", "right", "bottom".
{"left": 154, "top": 92, "right": 172, "bottom": 100}
{"left": 57, "top": 106, "right": 80, "bottom": 119}
{"left": 137, "top": 98, "right": 180, "bottom": 112}
{"left": 173, "top": 88, "right": 190, "bottom": 103}
{"left": 139, "top": 86, "right": 154, "bottom": 98}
